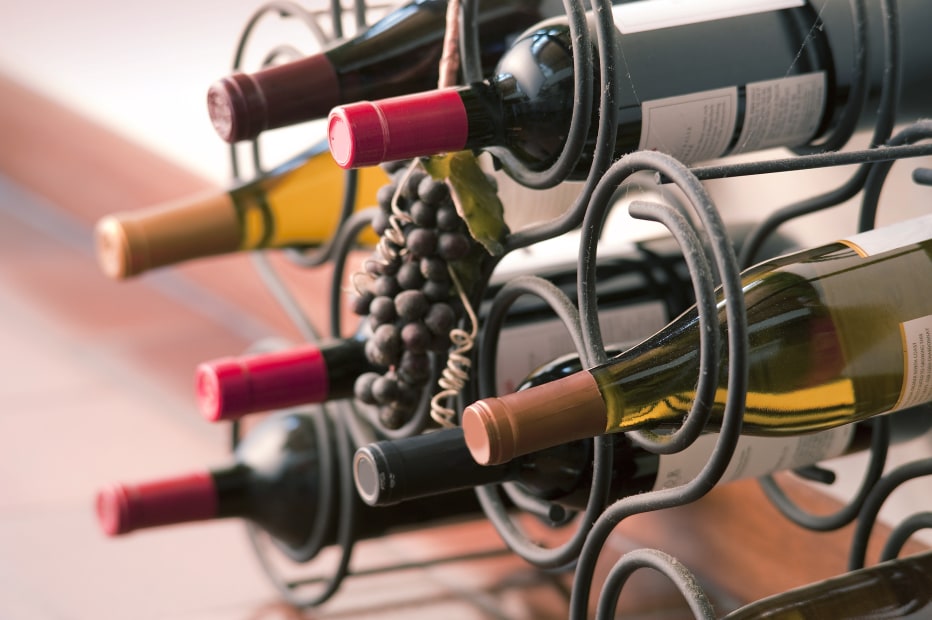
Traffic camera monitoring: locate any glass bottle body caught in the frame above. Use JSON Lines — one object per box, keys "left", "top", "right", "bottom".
{"left": 597, "top": 238, "right": 932, "bottom": 435}
{"left": 469, "top": 3, "right": 835, "bottom": 176}
{"left": 723, "top": 552, "right": 932, "bottom": 619}
{"left": 95, "top": 142, "right": 386, "bottom": 279}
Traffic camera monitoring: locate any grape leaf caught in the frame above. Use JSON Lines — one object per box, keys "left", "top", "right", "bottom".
{"left": 423, "top": 151, "right": 507, "bottom": 256}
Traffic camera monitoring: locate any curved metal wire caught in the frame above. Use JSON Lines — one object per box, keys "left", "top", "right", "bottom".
{"left": 245, "top": 406, "right": 360, "bottom": 607}
{"left": 502, "top": 0, "right": 618, "bottom": 248}
{"left": 737, "top": 0, "right": 901, "bottom": 268}
{"left": 471, "top": 275, "right": 608, "bottom": 569}
{"left": 570, "top": 150, "right": 748, "bottom": 619}
{"left": 228, "top": 0, "right": 364, "bottom": 270}
{"left": 465, "top": 0, "right": 594, "bottom": 190}
{"left": 858, "top": 119, "right": 932, "bottom": 231}
{"left": 755, "top": 120, "right": 932, "bottom": 533}
{"left": 880, "top": 512, "right": 932, "bottom": 562}
{"left": 759, "top": 418, "right": 891, "bottom": 532}
{"left": 595, "top": 549, "right": 715, "bottom": 620}
{"left": 791, "top": 0, "right": 869, "bottom": 156}
{"left": 227, "top": 3, "right": 374, "bottom": 607}
{"left": 613, "top": 199, "right": 719, "bottom": 454}
{"left": 849, "top": 457, "right": 932, "bottom": 570}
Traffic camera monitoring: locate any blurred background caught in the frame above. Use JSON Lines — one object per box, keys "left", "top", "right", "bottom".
{"left": 0, "top": 1, "right": 929, "bottom": 618}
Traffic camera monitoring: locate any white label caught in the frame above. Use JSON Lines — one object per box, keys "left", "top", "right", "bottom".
{"left": 896, "top": 315, "right": 932, "bottom": 411}
{"left": 638, "top": 87, "right": 738, "bottom": 163}
{"left": 494, "top": 301, "right": 667, "bottom": 394}
{"left": 653, "top": 425, "right": 855, "bottom": 491}
{"left": 732, "top": 73, "right": 826, "bottom": 154}
{"left": 613, "top": 0, "right": 805, "bottom": 34}
{"left": 841, "top": 214, "right": 932, "bottom": 257}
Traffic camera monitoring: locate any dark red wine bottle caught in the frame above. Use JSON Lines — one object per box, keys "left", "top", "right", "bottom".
{"left": 329, "top": 0, "right": 932, "bottom": 177}
{"left": 195, "top": 338, "right": 379, "bottom": 422}
{"left": 96, "top": 411, "right": 480, "bottom": 558}
{"left": 207, "top": 0, "right": 544, "bottom": 143}
{"left": 354, "top": 350, "right": 932, "bottom": 508}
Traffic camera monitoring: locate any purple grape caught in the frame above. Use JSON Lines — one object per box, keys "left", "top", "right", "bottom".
{"left": 402, "top": 169, "right": 428, "bottom": 200}
{"left": 399, "top": 350, "right": 431, "bottom": 384}
{"left": 368, "top": 295, "right": 397, "bottom": 324}
{"left": 364, "top": 255, "right": 400, "bottom": 277}
{"left": 353, "top": 372, "right": 380, "bottom": 405}
{"left": 372, "top": 375, "right": 401, "bottom": 405}
{"left": 376, "top": 183, "right": 397, "bottom": 211}
{"left": 394, "top": 289, "right": 430, "bottom": 322}
{"left": 437, "top": 232, "right": 472, "bottom": 261}
{"left": 422, "top": 279, "right": 451, "bottom": 302}
{"left": 349, "top": 290, "right": 374, "bottom": 316}
{"left": 397, "top": 261, "right": 426, "bottom": 290}
{"left": 372, "top": 275, "right": 401, "bottom": 298}
{"left": 409, "top": 200, "right": 436, "bottom": 228}
{"left": 424, "top": 302, "right": 456, "bottom": 336}
{"left": 401, "top": 321, "right": 431, "bottom": 353}
{"left": 405, "top": 227, "right": 438, "bottom": 259}
{"left": 378, "top": 405, "right": 407, "bottom": 429}
{"left": 435, "top": 204, "right": 462, "bottom": 231}
{"left": 366, "top": 323, "right": 402, "bottom": 366}
{"left": 418, "top": 176, "right": 449, "bottom": 204}
{"left": 371, "top": 210, "right": 390, "bottom": 236}
{"left": 420, "top": 256, "right": 449, "bottom": 282}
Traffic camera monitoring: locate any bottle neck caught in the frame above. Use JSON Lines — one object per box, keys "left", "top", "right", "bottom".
{"left": 195, "top": 338, "right": 373, "bottom": 422}
{"left": 96, "top": 471, "right": 221, "bottom": 536}
{"left": 354, "top": 426, "right": 656, "bottom": 510}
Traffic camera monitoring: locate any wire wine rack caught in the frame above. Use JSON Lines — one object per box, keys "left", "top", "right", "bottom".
{"left": 221, "top": 0, "right": 932, "bottom": 617}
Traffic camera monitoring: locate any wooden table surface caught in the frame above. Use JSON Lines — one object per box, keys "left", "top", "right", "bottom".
{"left": 0, "top": 72, "right": 926, "bottom": 619}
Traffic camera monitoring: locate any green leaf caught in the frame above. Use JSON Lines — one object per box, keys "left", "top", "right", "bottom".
{"left": 424, "top": 151, "right": 507, "bottom": 256}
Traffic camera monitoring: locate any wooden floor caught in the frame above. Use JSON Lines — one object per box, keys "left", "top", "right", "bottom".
{"left": 0, "top": 73, "right": 926, "bottom": 619}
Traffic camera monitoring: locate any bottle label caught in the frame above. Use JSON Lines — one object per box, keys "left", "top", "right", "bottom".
{"left": 652, "top": 426, "right": 855, "bottom": 491}
{"left": 895, "top": 315, "right": 932, "bottom": 411}
{"left": 731, "top": 74, "right": 826, "bottom": 154}
{"left": 494, "top": 301, "right": 667, "bottom": 394}
{"left": 637, "top": 72, "right": 825, "bottom": 164}
{"left": 840, "top": 214, "right": 932, "bottom": 257}
{"left": 613, "top": 0, "right": 805, "bottom": 35}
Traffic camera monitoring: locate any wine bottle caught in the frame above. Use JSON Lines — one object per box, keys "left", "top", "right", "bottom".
{"left": 94, "top": 139, "right": 387, "bottom": 279}
{"left": 328, "top": 0, "right": 932, "bottom": 176}
{"left": 722, "top": 551, "right": 932, "bottom": 619}
{"left": 462, "top": 214, "right": 932, "bottom": 466}
{"left": 96, "top": 410, "right": 480, "bottom": 556}
{"left": 354, "top": 348, "right": 932, "bottom": 507}
{"left": 207, "top": 0, "right": 545, "bottom": 143}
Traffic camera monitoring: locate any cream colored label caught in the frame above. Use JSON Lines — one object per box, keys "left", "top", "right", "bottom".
{"left": 895, "top": 315, "right": 932, "bottom": 411}
{"left": 638, "top": 71, "right": 826, "bottom": 163}
{"left": 638, "top": 87, "right": 738, "bottom": 163}
{"left": 732, "top": 73, "right": 826, "bottom": 153}
{"left": 841, "top": 214, "right": 932, "bottom": 257}
{"left": 653, "top": 426, "right": 855, "bottom": 491}
{"left": 495, "top": 301, "right": 667, "bottom": 394}
{"left": 613, "top": 0, "right": 805, "bottom": 34}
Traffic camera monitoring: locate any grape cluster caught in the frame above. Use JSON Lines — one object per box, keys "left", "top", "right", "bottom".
{"left": 350, "top": 161, "right": 483, "bottom": 429}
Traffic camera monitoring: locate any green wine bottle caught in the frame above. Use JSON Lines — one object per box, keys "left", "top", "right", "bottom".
{"left": 722, "top": 552, "right": 932, "bottom": 619}
{"left": 463, "top": 215, "right": 932, "bottom": 465}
